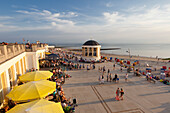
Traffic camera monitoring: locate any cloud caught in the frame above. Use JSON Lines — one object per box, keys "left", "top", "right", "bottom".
{"left": 126, "top": 5, "right": 146, "bottom": 12}
{"left": 103, "top": 12, "right": 124, "bottom": 24}
{"left": 106, "top": 2, "right": 113, "bottom": 8}
{"left": 103, "top": 5, "right": 170, "bottom": 30}
{"left": 16, "top": 9, "right": 76, "bottom": 25}
{"left": 1, "top": 5, "right": 170, "bottom": 44}
{"left": 0, "top": 16, "right": 14, "bottom": 20}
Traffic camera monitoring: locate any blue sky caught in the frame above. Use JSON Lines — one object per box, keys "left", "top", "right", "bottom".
{"left": 0, "top": 0, "right": 170, "bottom": 44}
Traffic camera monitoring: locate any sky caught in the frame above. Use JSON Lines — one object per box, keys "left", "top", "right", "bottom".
{"left": 0, "top": 0, "right": 170, "bottom": 44}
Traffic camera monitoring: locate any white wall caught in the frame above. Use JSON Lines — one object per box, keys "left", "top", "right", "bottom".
{"left": 0, "top": 52, "right": 26, "bottom": 74}
{"left": 25, "top": 49, "right": 45, "bottom": 70}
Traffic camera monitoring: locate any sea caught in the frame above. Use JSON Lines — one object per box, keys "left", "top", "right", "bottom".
{"left": 51, "top": 43, "right": 170, "bottom": 58}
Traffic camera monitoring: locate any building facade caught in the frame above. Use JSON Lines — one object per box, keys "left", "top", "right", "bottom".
{"left": 0, "top": 43, "right": 48, "bottom": 108}
{"left": 82, "top": 40, "right": 101, "bottom": 62}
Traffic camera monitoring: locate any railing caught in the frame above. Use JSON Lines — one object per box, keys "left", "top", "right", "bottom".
{"left": 0, "top": 44, "right": 25, "bottom": 64}
{"left": 0, "top": 43, "right": 48, "bottom": 64}
{"left": 25, "top": 43, "right": 47, "bottom": 52}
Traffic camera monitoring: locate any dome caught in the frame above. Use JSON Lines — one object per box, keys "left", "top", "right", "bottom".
{"left": 83, "top": 40, "right": 100, "bottom": 46}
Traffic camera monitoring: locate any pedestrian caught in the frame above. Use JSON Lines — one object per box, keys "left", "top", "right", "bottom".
{"left": 103, "top": 66, "right": 106, "bottom": 73}
{"left": 120, "top": 88, "right": 124, "bottom": 100}
{"left": 101, "top": 75, "right": 104, "bottom": 84}
{"left": 113, "top": 64, "right": 115, "bottom": 70}
{"left": 120, "top": 67, "right": 123, "bottom": 72}
{"left": 109, "top": 73, "right": 112, "bottom": 82}
{"left": 108, "top": 69, "right": 110, "bottom": 74}
{"left": 98, "top": 75, "right": 101, "bottom": 84}
{"left": 107, "top": 74, "right": 109, "bottom": 82}
{"left": 87, "top": 65, "right": 90, "bottom": 71}
{"left": 116, "top": 88, "right": 120, "bottom": 101}
{"left": 125, "top": 73, "right": 128, "bottom": 82}
{"left": 113, "top": 74, "right": 118, "bottom": 82}
{"left": 93, "top": 64, "right": 95, "bottom": 69}
{"left": 117, "top": 75, "right": 119, "bottom": 83}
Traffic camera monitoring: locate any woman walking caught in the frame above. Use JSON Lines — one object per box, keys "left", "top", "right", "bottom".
{"left": 120, "top": 88, "right": 124, "bottom": 100}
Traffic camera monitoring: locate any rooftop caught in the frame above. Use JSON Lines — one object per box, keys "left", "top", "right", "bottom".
{"left": 83, "top": 40, "right": 100, "bottom": 46}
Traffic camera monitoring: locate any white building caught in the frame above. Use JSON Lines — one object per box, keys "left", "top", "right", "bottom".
{"left": 0, "top": 43, "right": 48, "bottom": 108}
{"left": 82, "top": 40, "right": 101, "bottom": 62}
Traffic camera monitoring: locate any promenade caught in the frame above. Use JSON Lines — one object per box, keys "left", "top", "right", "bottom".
{"left": 63, "top": 62, "right": 170, "bottom": 113}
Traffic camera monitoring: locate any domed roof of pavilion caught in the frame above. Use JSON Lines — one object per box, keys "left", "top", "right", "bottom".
{"left": 83, "top": 40, "right": 100, "bottom": 46}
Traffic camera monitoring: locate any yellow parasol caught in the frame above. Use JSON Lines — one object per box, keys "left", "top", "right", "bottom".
{"left": 6, "top": 80, "right": 56, "bottom": 102}
{"left": 6, "top": 99, "right": 64, "bottom": 113}
{"left": 19, "top": 71, "right": 53, "bottom": 82}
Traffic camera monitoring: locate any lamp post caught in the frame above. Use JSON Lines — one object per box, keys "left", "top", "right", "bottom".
{"left": 126, "top": 48, "right": 131, "bottom": 61}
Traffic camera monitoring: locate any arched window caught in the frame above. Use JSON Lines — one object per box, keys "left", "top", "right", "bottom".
{"left": 93, "top": 48, "right": 96, "bottom": 56}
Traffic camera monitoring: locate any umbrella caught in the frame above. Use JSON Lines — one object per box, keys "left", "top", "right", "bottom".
{"left": 47, "top": 53, "right": 59, "bottom": 60}
{"left": 6, "top": 99, "right": 64, "bottom": 113}
{"left": 47, "top": 53, "right": 59, "bottom": 57}
{"left": 6, "top": 80, "right": 56, "bottom": 102}
{"left": 19, "top": 71, "right": 53, "bottom": 82}
{"left": 45, "top": 52, "right": 51, "bottom": 55}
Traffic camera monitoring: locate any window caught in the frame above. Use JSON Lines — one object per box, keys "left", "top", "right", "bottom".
{"left": 93, "top": 48, "right": 96, "bottom": 56}
{"left": 85, "top": 48, "right": 87, "bottom": 56}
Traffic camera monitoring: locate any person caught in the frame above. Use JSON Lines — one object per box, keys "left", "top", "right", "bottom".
{"left": 117, "top": 75, "right": 119, "bottom": 83}
{"left": 116, "top": 88, "right": 120, "bottom": 101}
{"left": 93, "top": 64, "right": 95, "bottom": 69}
{"left": 87, "top": 65, "right": 90, "bottom": 71}
{"left": 108, "top": 69, "right": 110, "bottom": 74}
{"left": 98, "top": 75, "right": 101, "bottom": 84}
{"left": 113, "top": 74, "right": 118, "bottom": 82}
{"left": 101, "top": 75, "right": 104, "bottom": 84}
{"left": 120, "top": 88, "right": 124, "bottom": 100}
{"left": 120, "top": 67, "right": 123, "bottom": 72}
{"left": 107, "top": 74, "right": 109, "bottom": 82}
{"left": 113, "top": 64, "right": 115, "bottom": 70}
{"left": 125, "top": 73, "right": 128, "bottom": 82}
{"left": 109, "top": 73, "right": 112, "bottom": 82}
{"left": 103, "top": 66, "right": 106, "bottom": 73}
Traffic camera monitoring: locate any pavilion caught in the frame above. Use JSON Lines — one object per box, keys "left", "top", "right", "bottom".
{"left": 81, "top": 40, "right": 101, "bottom": 62}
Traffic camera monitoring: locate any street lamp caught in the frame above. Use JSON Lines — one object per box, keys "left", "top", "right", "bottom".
{"left": 126, "top": 48, "right": 131, "bottom": 60}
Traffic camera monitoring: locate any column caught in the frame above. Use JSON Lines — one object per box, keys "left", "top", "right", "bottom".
{"left": 5, "top": 70, "right": 10, "bottom": 93}
{"left": 18, "top": 60, "right": 22, "bottom": 75}
{"left": 96, "top": 47, "right": 98, "bottom": 57}
{"left": 23, "top": 57, "right": 27, "bottom": 72}
{"left": 92, "top": 48, "right": 94, "bottom": 57}
{"left": 82, "top": 47, "right": 84, "bottom": 56}
{"left": 13, "top": 64, "right": 17, "bottom": 86}
{"left": 22, "top": 58, "right": 25, "bottom": 74}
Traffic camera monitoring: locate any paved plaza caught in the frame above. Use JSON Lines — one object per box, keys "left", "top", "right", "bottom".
{"left": 63, "top": 62, "right": 170, "bottom": 113}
